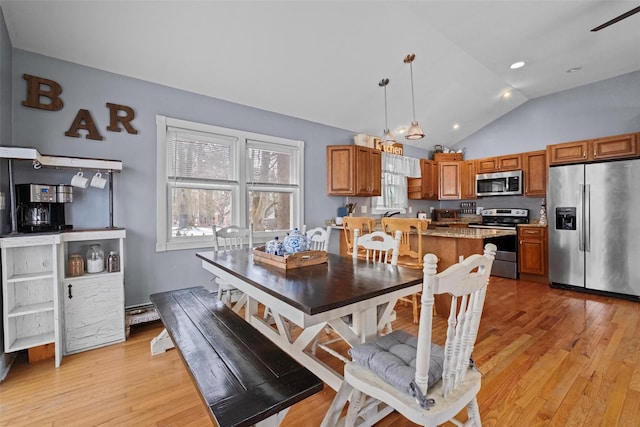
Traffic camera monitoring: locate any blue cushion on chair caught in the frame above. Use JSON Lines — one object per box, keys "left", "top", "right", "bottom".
{"left": 348, "top": 330, "right": 445, "bottom": 396}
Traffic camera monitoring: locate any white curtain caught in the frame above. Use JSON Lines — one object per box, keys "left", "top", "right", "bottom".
{"left": 372, "top": 153, "right": 421, "bottom": 212}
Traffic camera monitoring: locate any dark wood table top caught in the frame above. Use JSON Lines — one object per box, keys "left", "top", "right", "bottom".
{"left": 196, "top": 250, "right": 424, "bottom": 316}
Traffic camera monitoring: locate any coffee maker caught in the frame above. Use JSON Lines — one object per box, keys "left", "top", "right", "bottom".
{"left": 16, "top": 184, "right": 73, "bottom": 233}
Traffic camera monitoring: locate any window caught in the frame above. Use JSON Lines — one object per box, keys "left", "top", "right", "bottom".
{"left": 371, "top": 153, "right": 421, "bottom": 215}
{"left": 156, "top": 116, "right": 304, "bottom": 251}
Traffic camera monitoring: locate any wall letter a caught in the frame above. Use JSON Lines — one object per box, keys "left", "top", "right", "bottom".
{"left": 65, "top": 109, "right": 104, "bottom": 141}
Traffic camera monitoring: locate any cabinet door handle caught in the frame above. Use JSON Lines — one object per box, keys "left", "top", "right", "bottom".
{"left": 68, "top": 284, "right": 73, "bottom": 299}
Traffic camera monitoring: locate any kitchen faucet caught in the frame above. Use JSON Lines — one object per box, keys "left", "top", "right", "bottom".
{"left": 382, "top": 211, "right": 401, "bottom": 218}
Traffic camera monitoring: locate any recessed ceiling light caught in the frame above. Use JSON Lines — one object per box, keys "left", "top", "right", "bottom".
{"left": 502, "top": 90, "right": 512, "bottom": 99}
{"left": 452, "top": 123, "right": 460, "bottom": 130}
{"left": 510, "top": 61, "right": 526, "bottom": 69}
{"left": 566, "top": 67, "right": 582, "bottom": 73}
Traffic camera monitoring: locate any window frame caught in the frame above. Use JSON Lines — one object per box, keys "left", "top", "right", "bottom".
{"left": 156, "top": 116, "right": 304, "bottom": 252}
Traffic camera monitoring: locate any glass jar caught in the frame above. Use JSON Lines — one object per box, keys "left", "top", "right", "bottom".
{"left": 67, "top": 254, "right": 84, "bottom": 277}
{"left": 107, "top": 251, "right": 120, "bottom": 273}
{"left": 86, "top": 244, "right": 105, "bottom": 273}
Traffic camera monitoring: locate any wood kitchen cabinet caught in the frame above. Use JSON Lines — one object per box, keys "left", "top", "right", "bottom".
{"left": 460, "top": 160, "right": 477, "bottom": 199}
{"left": 408, "top": 158, "right": 438, "bottom": 199}
{"left": 523, "top": 150, "right": 547, "bottom": 197}
{"left": 438, "top": 161, "right": 461, "bottom": 200}
{"left": 327, "top": 145, "right": 382, "bottom": 196}
{"left": 518, "top": 226, "right": 547, "bottom": 278}
{"left": 547, "top": 132, "right": 639, "bottom": 165}
{"left": 476, "top": 153, "right": 522, "bottom": 174}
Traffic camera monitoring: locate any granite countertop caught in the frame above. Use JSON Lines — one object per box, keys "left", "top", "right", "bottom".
{"left": 422, "top": 227, "right": 516, "bottom": 239}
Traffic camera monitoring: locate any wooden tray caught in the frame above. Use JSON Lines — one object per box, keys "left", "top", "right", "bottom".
{"left": 252, "top": 246, "right": 328, "bottom": 270}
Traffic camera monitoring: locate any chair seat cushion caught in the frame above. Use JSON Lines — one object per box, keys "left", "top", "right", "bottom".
{"left": 348, "top": 330, "right": 444, "bottom": 396}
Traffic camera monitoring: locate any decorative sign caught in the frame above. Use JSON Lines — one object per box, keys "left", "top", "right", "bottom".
{"left": 22, "top": 73, "right": 139, "bottom": 141}
{"left": 373, "top": 138, "right": 404, "bottom": 156}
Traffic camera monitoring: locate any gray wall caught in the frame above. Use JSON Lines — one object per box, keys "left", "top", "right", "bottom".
{"left": 454, "top": 70, "right": 640, "bottom": 158}
{"left": 0, "top": 4, "right": 12, "bottom": 379}
{"left": 10, "top": 49, "right": 376, "bottom": 307}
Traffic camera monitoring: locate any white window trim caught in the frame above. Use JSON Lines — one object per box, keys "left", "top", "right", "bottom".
{"left": 156, "top": 116, "right": 304, "bottom": 252}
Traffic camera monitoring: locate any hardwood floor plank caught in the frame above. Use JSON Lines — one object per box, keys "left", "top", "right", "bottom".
{"left": 2, "top": 277, "right": 640, "bottom": 426}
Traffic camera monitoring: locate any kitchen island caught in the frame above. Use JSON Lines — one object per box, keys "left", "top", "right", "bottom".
{"left": 417, "top": 227, "right": 516, "bottom": 315}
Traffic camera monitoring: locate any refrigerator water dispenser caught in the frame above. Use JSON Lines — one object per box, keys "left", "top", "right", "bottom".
{"left": 556, "top": 207, "right": 576, "bottom": 230}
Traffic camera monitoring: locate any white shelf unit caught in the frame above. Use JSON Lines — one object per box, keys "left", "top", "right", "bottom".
{"left": 1, "top": 234, "right": 62, "bottom": 367}
{"left": 58, "top": 229, "right": 126, "bottom": 355}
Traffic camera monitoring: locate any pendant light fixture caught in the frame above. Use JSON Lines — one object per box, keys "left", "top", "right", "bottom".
{"left": 379, "top": 78, "right": 396, "bottom": 146}
{"left": 404, "top": 53, "right": 425, "bottom": 140}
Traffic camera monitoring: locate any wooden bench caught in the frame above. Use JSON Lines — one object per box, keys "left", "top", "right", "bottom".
{"left": 150, "top": 286, "right": 323, "bottom": 427}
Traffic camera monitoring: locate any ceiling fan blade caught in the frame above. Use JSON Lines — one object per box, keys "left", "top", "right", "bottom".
{"left": 591, "top": 5, "right": 640, "bottom": 31}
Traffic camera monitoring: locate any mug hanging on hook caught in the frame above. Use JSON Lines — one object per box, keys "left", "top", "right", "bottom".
{"left": 90, "top": 172, "right": 107, "bottom": 189}
{"left": 71, "top": 171, "right": 89, "bottom": 188}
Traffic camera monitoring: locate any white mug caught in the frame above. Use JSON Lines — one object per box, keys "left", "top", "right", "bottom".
{"left": 90, "top": 172, "right": 107, "bottom": 189}
{"left": 71, "top": 171, "right": 89, "bottom": 188}
{"left": 335, "top": 216, "right": 343, "bottom": 225}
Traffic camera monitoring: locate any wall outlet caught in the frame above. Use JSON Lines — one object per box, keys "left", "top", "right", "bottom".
{"left": 361, "top": 205, "right": 367, "bottom": 214}
{"left": 408, "top": 206, "right": 413, "bottom": 214}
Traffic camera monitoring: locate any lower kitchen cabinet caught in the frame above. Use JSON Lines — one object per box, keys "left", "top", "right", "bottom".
{"left": 518, "top": 226, "right": 547, "bottom": 278}
{"left": 63, "top": 273, "right": 125, "bottom": 354}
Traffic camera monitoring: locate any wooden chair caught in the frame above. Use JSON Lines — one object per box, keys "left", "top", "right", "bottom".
{"left": 212, "top": 225, "right": 253, "bottom": 307}
{"left": 305, "top": 226, "right": 331, "bottom": 251}
{"left": 381, "top": 217, "right": 430, "bottom": 324}
{"left": 342, "top": 216, "right": 376, "bottom": 256}
{"left": 321, "top": 243, "right": 497, "bottom": 427}
{"left": 312, "top": 228, "right": 402, "bottom": 362}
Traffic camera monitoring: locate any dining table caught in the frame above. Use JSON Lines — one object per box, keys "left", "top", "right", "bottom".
{"left": 193, "top": 249, "right": 424, "bottom": 392}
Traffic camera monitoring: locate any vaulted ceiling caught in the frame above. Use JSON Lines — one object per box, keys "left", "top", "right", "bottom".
{"left": 2, "top": 1, "right": 639, "bottom": 151}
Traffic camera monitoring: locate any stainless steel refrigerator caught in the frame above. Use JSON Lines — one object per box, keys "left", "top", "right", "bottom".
{"left": 548, "top": 158, "right": 640, "bottom": 298}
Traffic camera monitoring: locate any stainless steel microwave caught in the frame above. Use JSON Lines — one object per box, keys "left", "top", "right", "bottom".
{"left": 476, "top": 170, "right": 522, "bottom": 196}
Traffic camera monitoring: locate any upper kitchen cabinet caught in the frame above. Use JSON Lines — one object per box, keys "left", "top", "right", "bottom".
{"left": 523, "top": 150, "right": 547, "bottom": 197}
{"left": 438, "top": 161, "right": 462, "bottom": 200}
{"left": 476, "top": 153, "right": 522, "bottom": 174}
{"left": 460, "top": 160, "right": 477, "bottom": 199}
{"left": 547, "top": 132, "right": 639, "bottom": 165}
{"left": 408, "top": 159, "right": 438, "bottom": 200}
{"left": 327, "top": 145, "right": 382, "bottom": 196}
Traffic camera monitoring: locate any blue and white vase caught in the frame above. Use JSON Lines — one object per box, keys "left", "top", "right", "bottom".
{"left": 284, "top": 228, "right": 309, "bottom": 254}
{"left": 265, "top": 236, "right": 285, "bottom": 256}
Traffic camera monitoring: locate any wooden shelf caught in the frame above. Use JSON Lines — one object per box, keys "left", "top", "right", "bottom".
{"left": 7, "top": 332, "right": 55, "bottom": 352}
{"left": 7, "top": 301, "right": 54, "bottom": 317}
{"left": 0, "top": 146, "right": 122, "bottom": 171}
{"left": 7, "top": 271, "right": 55, "bottom": 283}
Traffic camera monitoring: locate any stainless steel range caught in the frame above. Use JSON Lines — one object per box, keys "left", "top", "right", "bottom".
{"left": 469, "top": 208, "right": 529, "bottom": 279}
{"left": 470, "top": 208, "right": 529, "bottom": 229}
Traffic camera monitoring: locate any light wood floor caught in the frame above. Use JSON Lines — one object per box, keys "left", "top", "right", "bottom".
{"left": 2, "top": 277, "right": 640, "bottom": 426}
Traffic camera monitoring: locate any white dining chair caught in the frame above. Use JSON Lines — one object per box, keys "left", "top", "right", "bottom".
{"left": 312, "top": 228, "right": 401, "bottom": 362}
{"left": 212, "top": 224, "right": 253, "bottom": 307}
{"left": 305, "top": 225, "right": 331, "bottom": 251}
{"left": 321, "top": 243, "right": 497, "bottom": 427}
